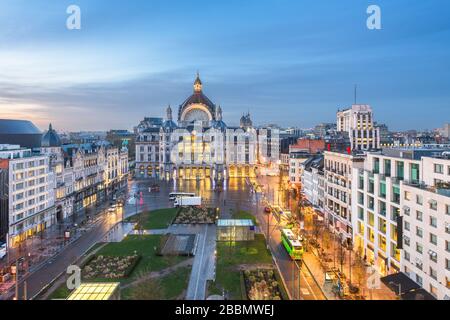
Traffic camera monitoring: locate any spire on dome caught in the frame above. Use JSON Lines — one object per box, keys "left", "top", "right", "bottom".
{"left": 194, "top": 72, "right": 202, "bottom": 93}
{"left": 216, "top": 105, "right": 223, "bottom": 121}
{"left": 166, "top": 104, "right": 173, "bottom": 120}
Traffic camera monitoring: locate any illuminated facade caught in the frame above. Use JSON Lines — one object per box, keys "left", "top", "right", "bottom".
{"left": 337, "top": 104, "right": 380, "bottom": 151}
{"left": 135, "top": 74, "right": 279, "bottom": 180}
{"left": 0, "top": 146, "right": 55, "bottom": 247}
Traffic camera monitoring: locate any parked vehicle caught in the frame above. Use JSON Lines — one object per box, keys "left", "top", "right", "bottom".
{"left": 174, "top": 196, "right": 202, "bottom": 207}
{"left": 169, "top": 192, "right": 195, "bottom": 201}
{"left": 0, "top": 242, "right": 7, "bottom": 260}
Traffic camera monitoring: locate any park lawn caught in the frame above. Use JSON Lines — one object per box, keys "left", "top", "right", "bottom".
{"left": 91, "top": 235, "right": 187, "bottom": 284}
{"left": 47, "top": 284, "right": 72, "bottom": 300}
{"left": 232, "top": 210, "right": 259, "bottom": 226}
{"left": 121, "top": 266, "right": 192, "bottom": 300}
{"left": 211, "top": 234, "right": 273, "bottom": 299}
{"left": 126, "top": 208, "right": 179, "bottom": 229}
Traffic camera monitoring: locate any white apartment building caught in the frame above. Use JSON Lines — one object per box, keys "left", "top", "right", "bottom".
{"left": 352, "top": 152, "right": 406, "bottom": 276}
{"left": 289, "top": 152, "right": 310, "bottom": 188}
{"left": 324, "top": 151, "right": 365, "bottom": 242}
{"left": 337, "top": 104, "right": 380, "bottom": 151}
{"left": 401, "top": 156, "right": 450, "bottom": 300}
{"left": 352, "top": 149, "right": 450, "bottom": 299}
{"left": 0, "top": 151, "right": 55, "bottom": 247}
{"left": 301, "top": 155, "right": 324, "bottom": 209}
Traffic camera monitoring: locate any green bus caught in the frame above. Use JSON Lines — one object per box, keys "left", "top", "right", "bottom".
{"left": 281, "top": 228, "right": 304, "bottom": 260}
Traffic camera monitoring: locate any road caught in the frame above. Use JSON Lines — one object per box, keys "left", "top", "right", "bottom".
{"left": 4, "top": 176, "right": 325, "bottom": 300}
{"left": 253, "top": 176, "right": 326, "bottom": 300}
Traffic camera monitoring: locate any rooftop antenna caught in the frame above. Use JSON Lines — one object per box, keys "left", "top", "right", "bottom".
{"left": 354, "top": 84, "right": 357, "bottom": 105}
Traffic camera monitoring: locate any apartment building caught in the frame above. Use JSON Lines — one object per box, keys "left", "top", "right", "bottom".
{"left": 324, "top": 151, "right": 365, "bottom": 243}
{"left": 337, "top": 104, "right": 380, "bottom": 151}
{"left": 301, "top": 155, "right": 324, "bottom": 209}
{"left": 289, "top": 152, "right": 311, "bottom": 189}
{"left": 352, "top": 148, "right": 450, "bottom": 299}
{"left": 0, "top": 148, "right": 55, "bottom": 247}
{"left": 401, "top": 156, "right": 450, "bottom": 300}
{"left": 352, "top": 152, "right": 407, "bottom": 276}
{"left": 0, "top": 169, "right": 8, "bottom": 243}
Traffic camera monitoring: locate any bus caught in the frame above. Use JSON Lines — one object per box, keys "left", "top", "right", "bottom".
{"left": 169, "top": 192, "right": 196, "bottom": 201}
{"left": 281, "top": 228, "right": 304, "bottom": 260}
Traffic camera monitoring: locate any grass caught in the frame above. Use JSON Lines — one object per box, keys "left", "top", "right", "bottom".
{"left": 47, "top": 284, "right": 72, "bottom": 300}
{"left": 46, "top": 234, "right": 188, "bottom": 299}
{"left": 126, "top": 208, "right": 179, "bottom": 229}
{"left": 232, "top": 210, "right": 259, "bottom": 226}
{"left": 210, "top": 234, "right": 273, "bottom": 299}
{"left": 122, "top": 266, "right": 192, "bottom": 300}
{"left": 94, "top": 235, "right": 186, "bottom": 284}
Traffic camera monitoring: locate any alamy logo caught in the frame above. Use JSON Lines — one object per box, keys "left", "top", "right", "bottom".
{"left": 66, "top": 265, "right": 81, "bottom": 290}
{"left": 66, "top": 5, "right": 81, "bottom": 30}
{"left": 367, "top": 5, "right": 382, "bottom": 30}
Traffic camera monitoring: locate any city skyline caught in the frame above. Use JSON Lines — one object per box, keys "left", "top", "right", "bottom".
{"left": 1, "top": 0, "right": 450, "bottom": 131}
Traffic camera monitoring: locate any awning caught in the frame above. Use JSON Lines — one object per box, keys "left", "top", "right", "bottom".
{"left": 381, "top": 273, "right": 436, "bottom": 300}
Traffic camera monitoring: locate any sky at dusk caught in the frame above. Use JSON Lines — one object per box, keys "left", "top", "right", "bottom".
{"left": 0, "top": 0, "right": 449, "bottom": 132}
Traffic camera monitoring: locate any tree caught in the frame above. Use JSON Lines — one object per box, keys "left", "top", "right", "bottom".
{"left": 352, "top": 256, "right": 366, "bottom": 298}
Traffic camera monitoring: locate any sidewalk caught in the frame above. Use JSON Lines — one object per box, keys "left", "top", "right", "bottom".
{"left": 309, "top": 225, "right": 398, "bottom": 300}
{"left": 0, "top": 193, "right": 123, "bottom": 297}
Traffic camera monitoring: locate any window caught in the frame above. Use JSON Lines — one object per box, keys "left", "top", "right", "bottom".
{"left": 416, "top": 211, "right": 423, "bottom": 221}
{"left": 416, "top": 195, "right": 423, "bottom": 205}
{"left": 430, "top": 268, "right": 437, "bottom": 280}
{"left": 434, "top": 164, "right": 444, "bottom": 174}
{"left": 404, "top": 236, "right": 410, "bottom": 247}
{"left": 405, "top": 221, "right": 410, "bottom": 231}
{"left": 410, "top": 163, "right": 420, "bottom": 183}
{"left": 379, "top": 201, "right": 387, "bottom": 216}
{"left": 429, "top": 285, "right": 438, "bottom": 298}
{"left": 446, "top": 205, "right": 450, "bottom": 215}
{"left": 379, "top": 218, "right": 387, "bottom": 234}
{"left": 430, "top": 233, "right": 437, "bottom": 245}
{"left": 416, "top": 243, "right": 423, "bottom": 254}
{"left": 368, "top": 212, "right": 375, "bottom": 227}
{"left": 429, "top": 250, "right": 438, "bottom": 263}
{"left": 378, "top": 235, "right": 387, "bottom": 251}
{"left": 416, "top": 227, "right": 423, "bottom": 238}
{"left": 447, "top": 240, "right": 450, "bottom": 253}
{"left": 404, "top": 250, "right": 410, "bottom": 261}
{"left": 447, "top": 259, "right": 450, "bottom": 271}
{"left": 430, "top": 216, "right": 437, "bottom": 228}
{"left": 429, "top": 200, "right": 437, "bottom": 211}
{"left": 404, "top": 191, "right": 412, "bottom": 201}
{"left": 379, "top": 181, "right": 386, "bottom": 198}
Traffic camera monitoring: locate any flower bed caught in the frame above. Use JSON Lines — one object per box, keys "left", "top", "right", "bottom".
{"left": 243, "top": 269, "right": 285, "bottom": 300}
{"left": 173, "top": 207, "right": 216, "bottom": 224}
{"left": 82, "top": 254, "right": 141, "bottom": 280}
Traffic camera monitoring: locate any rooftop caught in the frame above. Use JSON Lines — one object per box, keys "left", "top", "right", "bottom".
{"left": 66, "top": 282, "right": 120, "bottom": 300}
{"left": 217, "top": 219, "right": 254, "bottom": 227}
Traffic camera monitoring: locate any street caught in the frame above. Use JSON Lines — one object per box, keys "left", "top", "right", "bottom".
{"left": 2, "top": 176, "right": 327, "bottom": 300}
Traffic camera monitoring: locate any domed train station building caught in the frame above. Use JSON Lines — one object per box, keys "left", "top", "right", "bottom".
{"left": 135, "top": 74, "right": 280, "bottom": 180}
